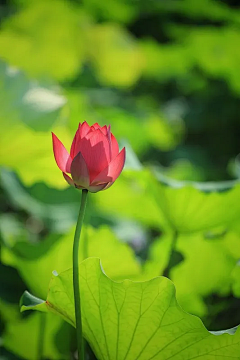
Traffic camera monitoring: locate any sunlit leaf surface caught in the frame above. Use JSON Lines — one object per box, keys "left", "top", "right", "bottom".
{"left": 2, "top": 226, "right": 140, "bottom": 299}
{"left": 21, "top": 258, "right": 240, "bottom": 360}
{"left": 153, "top": 172, "right": 240, "bottom": 232}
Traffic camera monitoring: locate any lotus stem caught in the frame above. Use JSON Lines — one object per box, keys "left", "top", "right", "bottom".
{"left": 73, "top": 189, "right": 88, "bottom": 360}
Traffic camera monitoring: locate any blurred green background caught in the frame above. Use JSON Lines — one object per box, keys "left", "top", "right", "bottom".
{"left": 1, "top": 0, "right": 240, "bottom": 359}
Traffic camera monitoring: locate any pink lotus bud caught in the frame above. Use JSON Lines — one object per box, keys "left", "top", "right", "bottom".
{"left": 52, "top": 122, "right": 126, "bottom": 192}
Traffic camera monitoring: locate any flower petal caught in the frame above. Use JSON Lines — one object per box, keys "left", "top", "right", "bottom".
{"left": 91, "top": 123, "right": 100, "bottom": 130}
{"left": 106, "top": 125, "right": 112, "bottom": 160}
{"left": 70, "top": 152, "right": 90, "bottom": 188}
{"left": 79, "top": 121, "right": 91, "bottom": 139}
{"left": 91, "top": 147, "right": 126, "bottom": 185}
{"left": 90, "top": 123, "right": 108, "bottom": 135}
{"left": 70, "top": 123, "right": 81, "bottom": 158}
{"left": 100, "top": 125, "right": 108, "bottom": 135}
{"left": 52, "top": 133, "right": 72, "bottom": 173}
{"left": 63, "top": 172, "right": 75, "bottom": 187}
{"left": 103, "top": 181, "right": 114, "bottom": 190}
{"left": 80, "top": 129, "right": 111, "bottom": 182}
{"left": 72, "top": 122, "right": 92, "bottom": 158}
{"left": 88, "top": 183, "right": 109, "bottom": 193}
{"left": 111, "top": 133, "right": 119, "bottom": 158}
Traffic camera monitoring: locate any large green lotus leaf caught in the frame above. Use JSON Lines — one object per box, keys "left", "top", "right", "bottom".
{"left": 153, "top": 172, "right": 240, "bottom": 232}
{"left": 0, "top": 61, "right": 66, "bottom": 131}
{"left": 21, "top": 257, "right": 240, "bottom": 360}
{"left": 1, "top": 226, "right": 140, "bottom": 299}
{"left": 170, "top": 231, "right": 240, "bottom": 316}
{"left": 138, "top": 232, "right": 206, "bottom": 317}
{"left": 137, "top": 230, "right": 240, "bottom": 317}
{"left": 0, "top": 0, "right": 87, "bottom": 80}
{"left": 87, "top": 24, "right": 143, "bottom": 87}
{"left": 0, "top": 300, "right": 69, "bottom": 360}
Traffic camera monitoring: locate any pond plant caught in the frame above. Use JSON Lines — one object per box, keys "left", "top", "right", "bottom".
{"left": 19, "top": 122, "right": 240, "bottom": 360}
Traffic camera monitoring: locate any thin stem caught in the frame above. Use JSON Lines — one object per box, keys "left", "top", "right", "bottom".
{"left": 163, "top": 230, "right": 178, "bottom": 278}
{"left": 82, "top": 227, "right": 88, "bottom": 260}
{"left": 37, "top": 313, "right": 46, "bottom": 360}
{"left": 73, "top": 189, "right": 88, "bottom": 360}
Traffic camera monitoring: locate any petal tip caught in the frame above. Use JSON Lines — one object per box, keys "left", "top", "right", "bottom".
{"left": 52, "top": 133, "right": 72, "bottom": 173}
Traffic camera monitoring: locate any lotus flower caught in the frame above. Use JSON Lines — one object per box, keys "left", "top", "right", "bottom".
{"left": 52, "top": 121, "right": 126, "bottom": 192}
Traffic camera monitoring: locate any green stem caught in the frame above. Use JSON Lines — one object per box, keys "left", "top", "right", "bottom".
{"left": 163, "top": 230, "right": 178, "bottom": 278}
{"left": 37, "top": 313, "right": 46, "bottom": 360}
{"left": 73, "top": 189, "right": 88, "bottom": 360}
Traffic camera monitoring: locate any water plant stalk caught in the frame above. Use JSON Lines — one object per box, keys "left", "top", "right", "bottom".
{"left": 73, "top": 189, "right": 88, "bottom": 360}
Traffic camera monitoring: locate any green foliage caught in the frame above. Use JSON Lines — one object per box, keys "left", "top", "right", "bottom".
{"left": 1, "top": 0, "right": 240, "bottom": 358}
{"left": 1, "top": 225, "right": 140, "bottom": 299}
{"left": 0, "top": 301, "right": 70, "bottom": 360}
{"left": 87, "top": 24, "right": 143, "bottom": 87}
{"left": 93, "top": 169, "right": 167, "bottom": 229}
{"left": 82, "top": 0, "right": 137, "bottom": 23}
{"left": 170, "top": 231, "right": 240, "bottom": 316}
{"left": 153, "top": 173, "right": 240, "bottom": 232}
{"left": 0, "top": 0, "right": 87, "bottom": 81}
{"left": 21, "top": 258, "right": 240, "bottom": 360}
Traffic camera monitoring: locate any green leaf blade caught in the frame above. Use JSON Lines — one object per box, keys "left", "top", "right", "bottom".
{"left": 21, "top": 258, "right": 240, "bottom": 359}
{"left": 153, "top": 172, "right": 240, "bottom": 233}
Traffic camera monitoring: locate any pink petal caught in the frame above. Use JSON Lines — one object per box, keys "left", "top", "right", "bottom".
{"left": 111, "top": 133, "right": 119, "bottom": 158}
{"left": 70, "top": 152, "right": 90, "bottom": 188}
{"left": 91, "top": 122, "right": 101, "bottom": 130}
{"left": 100, "top": 125, "right": 108, "bottom": 135}
{"left": 91, "top": 123, "right": 108, "bottom": 135}
{"left": 106, "top": 126, "right": 112, "bottom": 160}
{"left": 91, "top": 147, "right": 126, "bottom": 185}
{"left": 79, "top": 129, "right": 111, "bottom": 182}
{"left": 72, "top": 122, "right": 92, "bottom": 157}
{"left": 63, "top": 172, "right": 75, "bottom": 187}
{"left": 88, "top": 183, "right": 108, "bottom": 193}
{"left": 101, "top": 182, "right": 114, "bottom": 191}
{"left": 70, "top": 124, "right": 81, "bottom": 158}
{"left": 52, "top": 133, "right": 72, "bottom": 173}
{"left": 79, "top": 121, "right": 91, "bottom": 139}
